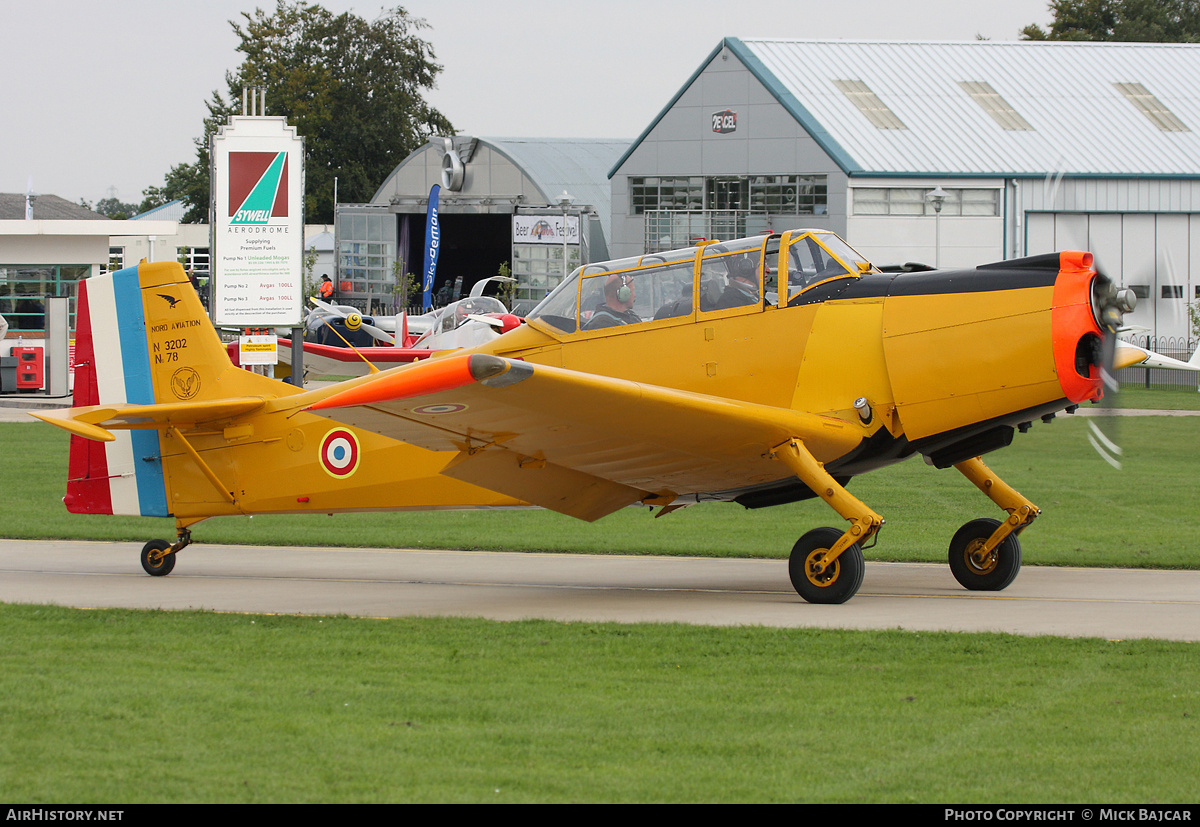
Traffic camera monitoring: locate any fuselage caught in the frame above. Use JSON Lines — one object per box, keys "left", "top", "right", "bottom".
{"left": 467, "top": 237, "right": 1103, "bottom": 502}
{"left": 53, "top": 234, "right": 1105, "bottom": 520}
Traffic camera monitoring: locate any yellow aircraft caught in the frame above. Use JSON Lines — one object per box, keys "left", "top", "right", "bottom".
{"left": 33, "top": 230, "right": 1139, "bottom": 603}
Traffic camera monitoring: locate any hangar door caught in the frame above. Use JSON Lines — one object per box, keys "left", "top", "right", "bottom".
{"left": 1026, "top": 212, "right": 1199, "bottom": 343}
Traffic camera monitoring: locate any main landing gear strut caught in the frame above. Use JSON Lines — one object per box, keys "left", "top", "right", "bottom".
{"left": 946, "top": 457, "right": 1038, "bottom": 592}
{"left": 772, "top": 439, "right": 1038, "bottom": 604}
{"left": 771, "top": 439, "right": 883, "bottom": 605}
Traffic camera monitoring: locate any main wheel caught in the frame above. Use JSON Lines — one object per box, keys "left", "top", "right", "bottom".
{"left": 140, "top": 539, "right": 176, "bottom": 577}
{"left": 788, "top": 527, "right": 865, "bottom": 605}
{"left": 948, "top": 518, "right": 1021, "bottom": 591}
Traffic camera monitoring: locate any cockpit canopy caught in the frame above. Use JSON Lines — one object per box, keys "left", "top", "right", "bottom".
{"left": 526, "top": 230, "right": 874, "bottom": 335}
{"left": 412, "top": 295, "right": 508, "bottom": 347}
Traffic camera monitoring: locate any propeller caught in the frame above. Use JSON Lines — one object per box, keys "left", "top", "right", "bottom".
{"left": 1085, "top": 268, "right": 1137, "bottom": 469}
{"left": 309, "top": 297, "right": 394, "bottom": 344}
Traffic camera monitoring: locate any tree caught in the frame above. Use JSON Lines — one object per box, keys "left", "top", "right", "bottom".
{"left": 157, "top": 1, "right": 452, "bottom": 224}
{"left": 1021, "top": 0, "right": 1200, "bottom": 41}
{"left": 94, "top": 197, "right": 140, "bottom": 220}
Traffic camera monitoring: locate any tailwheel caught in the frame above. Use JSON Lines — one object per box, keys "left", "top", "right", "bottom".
{"left": 788, "top": 527, "right": 865, "bottom": 605}
{"left": 948, "top": 518, "right": 1021, "bottom": 592}
{"left": 140, "top": 539, "right": 176, "bottom": 577}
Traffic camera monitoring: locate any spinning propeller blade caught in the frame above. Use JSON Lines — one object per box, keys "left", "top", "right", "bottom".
{"left": 1086, "top": 265, "right": 1137, "bottom": 470}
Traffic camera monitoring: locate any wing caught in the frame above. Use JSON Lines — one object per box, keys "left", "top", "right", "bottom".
{"left": 1115, "top": 342, "right": 1200, "bottom": 372}
{"left": 305, "top": 354, "right": 863, "bottom": 521}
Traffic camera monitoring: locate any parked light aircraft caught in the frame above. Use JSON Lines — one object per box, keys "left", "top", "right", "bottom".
{"left": 34, "top": 230, "right": 1143, "bottom": 603}
{"left": 271, "top": 279, "right": 524, "bottom": 378}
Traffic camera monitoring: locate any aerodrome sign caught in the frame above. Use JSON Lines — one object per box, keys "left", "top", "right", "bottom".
{"left": 211, "top": 116, "right": 305, "bottom": 326}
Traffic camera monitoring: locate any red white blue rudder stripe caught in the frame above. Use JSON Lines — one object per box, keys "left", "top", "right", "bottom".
{"left": 64, "top": 265, "right": 169, "bottom": 517}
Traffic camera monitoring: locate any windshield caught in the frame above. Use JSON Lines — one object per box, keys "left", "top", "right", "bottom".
{"left": 784, "top": 231, "right": 872, "bottom": 298}
{"left": 527, "top": 247, "right": 705, "bottom": 333}
{"left": 413, "top": 296, "right": 508, "bottom": 345}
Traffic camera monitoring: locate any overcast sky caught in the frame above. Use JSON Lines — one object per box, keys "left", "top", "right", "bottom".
{"left": 1, "top": 0, "right": 1053, "bottom": 207}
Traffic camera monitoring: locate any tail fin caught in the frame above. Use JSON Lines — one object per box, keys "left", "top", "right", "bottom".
{"left": 61, "top": 261, "right": 290, "bottom": 515}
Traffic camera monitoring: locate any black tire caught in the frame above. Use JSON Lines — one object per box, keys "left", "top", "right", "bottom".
{"left": 948, "top": 518, "right": 1021, "bottom": 592}
{"left": 141, "top": 539, "right": 176, "bottom": 577}
{"left": 788, "top": 527, "right": 865, "bottom": 605}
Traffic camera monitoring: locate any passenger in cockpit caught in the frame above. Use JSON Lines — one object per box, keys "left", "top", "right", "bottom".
{"left": 584, "top": 274, "right": 641, "bottom": 330}
{"left": 654, "top": 282, "right": 692, "bottom": 320}
{"left": 715, "top": 255, "right": 760, "bottom": 310}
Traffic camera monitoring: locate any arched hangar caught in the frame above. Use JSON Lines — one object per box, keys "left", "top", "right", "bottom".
{"left": 336, "top": 136, "right": 627, "bottom": 315}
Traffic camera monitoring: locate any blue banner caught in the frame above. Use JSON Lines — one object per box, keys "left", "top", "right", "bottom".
{"left": 422, "top": 184, "right": 441, "bottom": 311}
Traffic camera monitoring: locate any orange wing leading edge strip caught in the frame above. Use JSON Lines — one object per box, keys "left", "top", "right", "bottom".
{"left": 305, "top": 354, "right": 519, "bottom": 411}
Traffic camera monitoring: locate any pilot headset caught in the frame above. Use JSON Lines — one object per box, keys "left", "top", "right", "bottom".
{"left": 616, "top": 275, "right": 632, "bottom": 304}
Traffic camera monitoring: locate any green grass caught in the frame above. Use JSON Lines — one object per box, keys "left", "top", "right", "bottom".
{"left": 1, "top": 604, "right": 1196, "bottom": 803}
{"left": 4, "top": 411, "right": 1198, "bottom": 569}
{"left": 5, "top": 394, "right": 1199, "bottom": 803}
{"left": 1113, "top": 385, "right": 1200, "bottom": 410}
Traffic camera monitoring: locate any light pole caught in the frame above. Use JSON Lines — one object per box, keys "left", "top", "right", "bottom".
{"left": 557, "top": 190, "right": 574, "bottom": 283}
{"left": 926, "top": 186, "right": 948, "bottom": 269}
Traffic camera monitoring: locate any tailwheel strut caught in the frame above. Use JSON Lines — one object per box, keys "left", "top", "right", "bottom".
{"left": 139, "top": 522, "right": 199, "bottom": 577}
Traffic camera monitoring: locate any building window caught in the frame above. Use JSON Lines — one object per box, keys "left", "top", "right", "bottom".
{"left": 0, "top": 265, "right": 86, "bottom": 332}
{"left": 747, "top": 175, "right": 827, "bottom": 214}
{"left": 959, "top": 81, "right": 1033, "bottom": 131}
{"left": 511, "top": 243, "right": 578, "bottom": 312}
{"left": 1162, "top": 285, "right": 1183, "bottom": 299}
{"left": 833, "top": 79, "right": 906, "bottom": 130}
{"left": 102, "top": 247, "right": 125, "bottom": 276}
{"left": 177, "top": 246, "right": 210, "bottom": 275}
{"left": 852, "top": 187, "right": 999, "bottom": 217}
{"left": 337, "top": 210, "right": 397, "bottom": 310}
{"left": 630, "top": 177, "right": 704, "bottom": 215}
{"left": 1113, "top": 82, "right": 1189, "bottom": 133}
{"left": 631, "top": 175, "right": 827, "bottom": 216}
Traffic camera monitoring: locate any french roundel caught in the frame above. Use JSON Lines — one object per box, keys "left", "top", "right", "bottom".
{"left": 319, "top": 428, "right": 361, "bottom": 478}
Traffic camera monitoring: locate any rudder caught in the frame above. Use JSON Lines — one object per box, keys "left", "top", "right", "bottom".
{"left": 64, "top": 261, "right": 286, "bottom": 516}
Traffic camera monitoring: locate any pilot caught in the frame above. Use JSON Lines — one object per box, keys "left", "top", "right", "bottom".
{"left": 714, "top": 255, "right": 760, "bottom": 310}
{"left": 654, "top": 282, "right": 692, "bottom": 321}
{"left": 584, "top": 274, "right": 640, "bottom": 330}
{"left": 453, "top": 297, "right": 491, "bottom": 326}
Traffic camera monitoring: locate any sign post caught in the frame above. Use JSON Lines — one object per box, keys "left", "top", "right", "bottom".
{"left": 211, "top": 114, "right": 305, "bottom": 381}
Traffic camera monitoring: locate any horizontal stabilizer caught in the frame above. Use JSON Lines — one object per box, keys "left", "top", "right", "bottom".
{"left": 31, "top": 397, "right": 268, "bottom": 442}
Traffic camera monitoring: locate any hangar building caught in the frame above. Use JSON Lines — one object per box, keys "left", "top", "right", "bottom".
{"left": 608, "top": 38, "right": 1200, "bottom": 343}
{"left": 337, "top": 136, "right": 627, "bottom": 315}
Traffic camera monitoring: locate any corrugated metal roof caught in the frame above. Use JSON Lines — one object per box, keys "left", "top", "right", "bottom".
{"left": 483, "top": 137, "right": 629, "bottom": 239}
{"left": 0, "top": 193, "right": 111, "bottom": 220}
{"left": 730, "top": 39, "right": 1200, "bottom": 177}
{"left": 130, "top": 199, "right": 185, "bottom": 221}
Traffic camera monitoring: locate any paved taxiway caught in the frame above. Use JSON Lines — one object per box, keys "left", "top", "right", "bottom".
{"left": 1, "top": 539, "right": 1197, "bottom": 641}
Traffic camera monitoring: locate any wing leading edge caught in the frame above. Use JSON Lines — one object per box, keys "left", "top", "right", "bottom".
{"left": 306, "top": 354, "right": 864, "bottom": 521}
